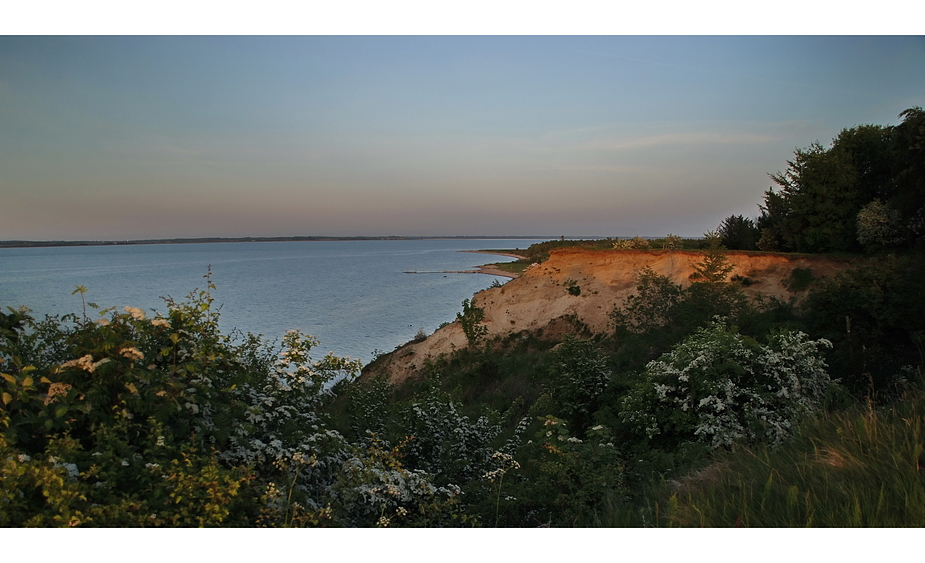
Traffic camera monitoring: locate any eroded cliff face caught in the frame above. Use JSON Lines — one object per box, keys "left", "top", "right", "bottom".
{"left": 362, "top": 249, "right": 852, "bottom": 385}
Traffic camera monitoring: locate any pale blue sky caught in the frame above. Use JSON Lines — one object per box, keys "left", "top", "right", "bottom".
{"left": 2, "top": 35, "right": 924, "bottom": 239}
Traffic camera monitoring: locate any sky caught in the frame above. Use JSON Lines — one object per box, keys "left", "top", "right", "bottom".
{"left": 2, "top": 28, "right": 924, "bottom": 239}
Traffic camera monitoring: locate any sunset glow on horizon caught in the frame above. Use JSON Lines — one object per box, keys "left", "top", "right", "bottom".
{"left": 2, "top": 35, "right": 923, "bottom": 241}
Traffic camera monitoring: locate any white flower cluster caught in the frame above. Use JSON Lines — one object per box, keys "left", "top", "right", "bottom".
{"left": 482, "top": 451, "right": 521, "bottom": 482}
{"left": 124, "top": 306, "right": 146, "bottom": 320}
{"left": 337, "top": 448, "right": 461, "bottom": 524}
{"left": 119, "top": 347, "right": 144, "bottom": 361}
{"left": 44, "top": 382, "right": 72, "bottom": 405}
{"left": 401, "top": 390, "right": 502, "bottom": 482}
{"left": 60, "top": 354, "right": 109, "bottom": 373}
{"left": 47, "top": 457, "right": 80, "bottom": 480}
{"left": 622, "top": 321, "right": 835, "bottom": 449}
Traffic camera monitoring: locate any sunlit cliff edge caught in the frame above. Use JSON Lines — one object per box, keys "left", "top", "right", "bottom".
{"left": 362, "top": 249, "right": 853, "bottom": 385}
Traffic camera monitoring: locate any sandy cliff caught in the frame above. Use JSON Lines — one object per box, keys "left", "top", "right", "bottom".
{"left": 363, "top": 249, "right": 853, "bottom": 385}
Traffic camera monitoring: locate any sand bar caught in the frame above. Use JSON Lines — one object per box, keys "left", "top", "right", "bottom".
{"left": 462, "top": 249, "right": 529, "bottom": 278}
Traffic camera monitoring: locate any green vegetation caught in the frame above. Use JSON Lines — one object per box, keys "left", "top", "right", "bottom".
{"left": 4, "top": 108, "right": 924, "bottom": 527}
{"left": 660, "top": 381, "right": 925, "bottom": 527}
{"left": 457, "top": 298, "right": 488, "bottom": 348}
{"left": 718, "top": 215, "right": 760, "bottom": 250}
{"left": 489, "top": 261, "right": 532, "bottom": 276}
{"left": 1, "top": 277, "right": 463, "bottom": 527}
{"left": 480, "top": 236, "right": 704, "bottom": 278}
{"left": 756, "top": 107, "right": 924, "bottom": 254}
{"left": 564, "top": 279, "right": 581, "bottom": 296}
{"left": 711, "top": 107, "right": 925, "bottom": 255}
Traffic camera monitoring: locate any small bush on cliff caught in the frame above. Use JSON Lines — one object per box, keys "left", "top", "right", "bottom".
{"left": 457, "top": 298, "right": 488, "bottom": 348}
{"left": 662, "top": 234, "right": 683, "bottom": 250}
{"left": 785, "top": 267, "right": 816, "bottom": 292}
{"left": 690, "top": 231, "right": 735, "bottom": 284}
{"left": 611, "top": 266, "right": 685, "bottom": 335}
{"left": 612, "top": 237, "right": 651, "bottom": 250}
{"left": 610, "top": 240, "right": 747, "bottom": 355}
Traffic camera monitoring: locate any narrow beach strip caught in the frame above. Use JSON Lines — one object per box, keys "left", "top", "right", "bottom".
{"left": 403, "top": 249, "right": 527, "bottom": 279}
{"left": 402, "top": 267, "right": 516, "bottom": 278}
{"left": 463, "top": 249, "right": 528, "bottom": 278}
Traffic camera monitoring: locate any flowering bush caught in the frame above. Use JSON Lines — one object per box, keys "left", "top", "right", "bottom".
{"left": 662, "top": 234, "right": 683, "bottom": 250}
{"left": 621, "top": 320, "right": 836, "bottom": 449}
{"left": 612, "top": 237, "right": 651, "bottom": 250}
{"left": 398, "top": 386, "right": 503, "bottom": 485}
{"left": 0, "top": 277, "right": 475, "bottom": 527}
{"left": 857, "top": 199, "right": 904, "bottom": 250}
{"left": 491, "top": 416, "right": 625, "bottom": 527}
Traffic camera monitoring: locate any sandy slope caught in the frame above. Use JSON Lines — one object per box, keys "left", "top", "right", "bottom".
{"left": 362, "top": 249, "right": 853, "bottom": 385}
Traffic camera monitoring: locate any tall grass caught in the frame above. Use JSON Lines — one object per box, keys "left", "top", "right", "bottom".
{"left": 656, "top": 380, "right": 925, "bottom": 527}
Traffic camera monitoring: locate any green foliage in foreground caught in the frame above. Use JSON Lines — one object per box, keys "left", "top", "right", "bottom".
{"left": 658, "top": 377, "right": 925, "bottom": 527}
{"left": 5, "top": 239, "right": 925, "bottom": 526}
{"left": 1, "top": 278, "right": 467, "bottom": 527}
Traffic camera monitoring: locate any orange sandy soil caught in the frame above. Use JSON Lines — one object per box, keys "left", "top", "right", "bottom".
{"left": 364, "top": 249, "right": 854, "bottom": 385}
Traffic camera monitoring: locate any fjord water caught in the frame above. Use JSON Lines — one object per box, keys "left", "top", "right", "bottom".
{"left": 0, "top": 239, "right": 547, "bottom": 365}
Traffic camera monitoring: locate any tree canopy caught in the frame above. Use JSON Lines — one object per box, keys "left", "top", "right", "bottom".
{"left": 755, "top": 107, "right": 925, "bottom": 254}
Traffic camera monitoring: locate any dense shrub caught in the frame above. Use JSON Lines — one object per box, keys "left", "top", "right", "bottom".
{"left": 803, "top": 255, "right": 925, "bottom": 395}
{"left": 610, "top": 239, "right": 747, "bottom": 352}
{"left": 612, "top": 237, "right": 651, "bottom": 250}
{"left": 397, "top": 386, "right": 503, "bottom": 486}
{"left": 0, "top": 280, "right": 476, "bottom": 527}
{"left": 621, "top": 320, "right": 836, "bottom": 450}
{"left": 662, "top": 234, "right": 683, "bottom": 250}
{"left": 532, "top": 337, "right": 611, "bottom": 433}
{"left": 856, "top": 199, "right": 904, "bottom": 250}
{"left": 499, "top": 416, "right": 625, "bottom": 527}
{"left": 718, "top": 215, "right": 760, "bottom": 250}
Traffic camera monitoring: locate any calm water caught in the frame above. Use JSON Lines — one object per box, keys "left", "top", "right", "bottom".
{"left": 0, "top": 239, "right": 547, "bottom": 365}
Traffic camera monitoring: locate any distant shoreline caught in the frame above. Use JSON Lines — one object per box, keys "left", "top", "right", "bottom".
{"left": 0, "top": 236, "right": 556, "bottom": 250}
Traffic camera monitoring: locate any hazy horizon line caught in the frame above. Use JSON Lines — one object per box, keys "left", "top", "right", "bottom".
{"left": 0, "top": 234, "right": 708, "bottom": 249}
